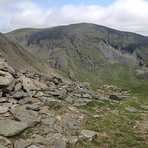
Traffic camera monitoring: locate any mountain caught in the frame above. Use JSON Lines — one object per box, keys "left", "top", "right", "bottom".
{"left": 6, "top": 23, "right": 148, "bottom": 87}
{"left": 0, "top": 32, "right": 55, "bottom": 75}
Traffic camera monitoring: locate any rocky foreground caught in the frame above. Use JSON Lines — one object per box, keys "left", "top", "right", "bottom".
{"left": 0, "top": 53, "right": 148, "bottom": 148}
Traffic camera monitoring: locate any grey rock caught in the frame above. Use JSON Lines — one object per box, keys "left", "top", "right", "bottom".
{"left": 22, "top": 78, "right": 36, "bottom": 92}
{"left": 13, "top": 92, "right": 28, "bottom": 99}
{"left": 0, "top": 119, "right": 27, "bottom": 137}
{"left": 0, "top": 61, "right": 15, "bottom": 75}
{"left": 75, "top": 98, "right": 92, "bottom": 103}
{"left": 41, "top": 118, "right": 56, "bottom": 125}
{"left": 41, "top": 127, "right": 56, "bottom": 134}
{"left": 52, "top": 138, "right": 66, "bottom": 148}
{"left": 0, "top": 136, "right": 11, "bottom": 146}
{"left": 64, "top": 136, "right": 78, "bottom": 145}
{"left": 34, "top": 91, "right": 44, "bottom": 98}
{"left": 139, "top": 105, "right": 148, "bottom": 110}
{"left": 81, "top": 94, "right": 92, "bottom": 99}
{"left": 39, "top": 106, "right": 49, "bottom": 114}
{"left": 14, "top": 140, "right": 31, "bottom": 148}
{"left": 0, "top": 71, "right": 15, "bottom": 92}
{"left": 99, "top": 96, "right": 109, "bottom": 101}
{"left": 47, "top": 133, "right": 62, "bottom": 139}
{"left": 124, "top": 106, "right": 138, "bottom": 113}
{"left": 0, "top": 97, "right": 7, "bottom": 103}
{"left": 18, "top": 97, "right": 32, "bottom": 105}
{"left": 65, "top": 96, "right": 74, "bottom": 103}
{"left": 0, "top": 107, "right": 8, "bottom": 114}
{"left": 28, "top": 91, "right": 36, "bottom": 98}
{"left": 2, "top": 103, "right": 12, "bottom": 108}
{"left": 79, "top": 130, "right": 96, "bottom": 141}
{"left": 26, "top": 104, "right": 40, "bottom": 111}
{"left": 54, "top": 124, "right": 63, "bottom": 134}
{"left": 10, "top": 108, "right": 40, "bottom": 127}
{"left": 14, "top": 83, "right": 22, "bottom": 92}
{"left": 33, "top": 135, "right": 53, "bottom": 145}
{"left": 8, "top": 98, "right": 18, "bottom": 104}
{"left": 110, "top": 93, "right": 123, "bottom": 100}
{"left": 141, "top": 121, "right": 148, "bottom": 129}
{"left": 39, "top": 97, "right": 63, "bottom": 104}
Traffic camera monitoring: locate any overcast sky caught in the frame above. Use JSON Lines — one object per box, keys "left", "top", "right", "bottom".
{"left": 0, "top": 0, "right": 148, "bottom": 36}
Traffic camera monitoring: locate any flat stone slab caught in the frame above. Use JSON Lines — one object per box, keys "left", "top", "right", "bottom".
{"left": 14, "top": 140, "right": 31, "bottom": 148}
{"left": 79, "top": 130, "right": 96, "bottom": 139}
{"left": 0, "top": 97, "right": 7, "bottom": 103}
{"left": 141, "top": 121, "right": 148, "bottom": 129}
{"left": 0, "top": 107, "right": 8, "bottom": 114}
{"left": 10, "top": 108, "right": 40, "bottom": 127}
{"left": 124, "top": 106, "right": 138, "bottom": 113}
{"left": 33, "top": 135, "right": 53, "bottom": 145}
{"left": 139, "top": 105, "right": 148, "bottom": 110}
{"left": 0, "top": 119, "right": 27, "bottom": 137}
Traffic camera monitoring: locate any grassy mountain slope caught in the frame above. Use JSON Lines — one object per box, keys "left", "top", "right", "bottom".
{"left": 6, "top": 23, "right": 148, "bottom": 88}
{"left": 0, "top": 32, "right": 55, "bottom": 75}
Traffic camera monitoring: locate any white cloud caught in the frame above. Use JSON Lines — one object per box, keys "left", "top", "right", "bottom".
{"left": 0, "top": 0, "right": 148, "bottom": 36}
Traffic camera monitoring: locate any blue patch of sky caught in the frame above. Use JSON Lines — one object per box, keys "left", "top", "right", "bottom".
{"left": 0, "top": 19, "right": 7, "bottom": 24}
{"left": 31, "top": 0, "right": 116, "bottom": 8}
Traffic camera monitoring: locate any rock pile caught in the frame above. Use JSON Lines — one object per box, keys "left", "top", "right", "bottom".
{"left": 0, "top": 54, "right": 111, "bottom": 148}
{"left": 0, "top": 53, "right": 134, "bottom": 148}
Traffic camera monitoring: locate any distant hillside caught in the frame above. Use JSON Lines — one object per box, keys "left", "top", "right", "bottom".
{"left": 6, "top": 23, "right": 148, "bottom": 86}
{"left": 0, "top": 33, "right": 55, "bottom": 75}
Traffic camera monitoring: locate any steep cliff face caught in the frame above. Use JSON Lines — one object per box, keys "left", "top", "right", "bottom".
{"left": 6, "top": 23, "right": 148, "bottom": 82}
{"left": 0, "top": 33, "right": 55, "bottom": 75}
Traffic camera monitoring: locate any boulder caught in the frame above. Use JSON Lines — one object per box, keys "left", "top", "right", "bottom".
{"left": 79, "top": 130, "right": 96, "bottom": 141}
{"left": 18, "top": 97, "right": 32, "bottom": 105}
{"left": 10, "top": 108, "right": 40, "bottom": 127}
{"left": 63, "top": 136, "right": 78, "bottom": 145}
{"left": 13, "top": 92, "right": 28, "bottom": 99}
{"left": 0, "top": 61, "right": 15, "bottom": 75}
{"left": 26, "top": 104, "right": 40, "bottom": 111}
{"left": 99, "top": 95, "right": 109, "bottom": 101}
{"left": 0, "top": 107, "right": 8, "bottom": 114}
{"left": 41, "top": 118, "right": 56, "bottom": 125}
{"left": 124, "top": 106, "right": 138, "bottom": 113}
{"left": 139, "top": 105, "right": 148, "bottom": 110}
{"left": 0, "top": 70, "right": 15, "bottom": 92}
{"left": 14, "top": 140, "right": 31, "bottom": 148}
{"left": 22, "top": 78, "right": 36, "bottom": 92}
{"left": 0, "top": 97, "right": 7, "bottom": 103}
{"left": 110, "top": 93, "right": 123, "bottom": 100}
{"left": 52, "top": 138, "right": 66, "bottom": 148}
{"left": 0, "top": 119, "right": 27, "bottom": 137}
{"left": 14, "top": 83, "right": 22, "bottom": 92}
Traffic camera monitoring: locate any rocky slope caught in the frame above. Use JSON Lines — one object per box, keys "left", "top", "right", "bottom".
{"left": 1, "top": 52, "right": 148, "bottom": 148}
{"left": 0, "top": 33, "right": 55, "bottom": 75}
{"left": 6, "top": 23, "right": 148, "bottom": 83}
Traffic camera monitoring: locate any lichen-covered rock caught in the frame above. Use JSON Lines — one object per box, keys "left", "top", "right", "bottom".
{"left": 0, "top": 119, "right": 27, "bottom": 137}
{"left": 22, "top": 78, "right": 36, "bottom": 92}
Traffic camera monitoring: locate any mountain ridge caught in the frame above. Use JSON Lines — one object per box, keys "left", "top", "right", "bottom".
{"left": 6, "top": 23, "right": 148, "bottom": 86}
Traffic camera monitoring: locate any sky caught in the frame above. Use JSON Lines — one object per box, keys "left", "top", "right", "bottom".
{"left": 0, "top": 0, "right": 148, "bottom": 36}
